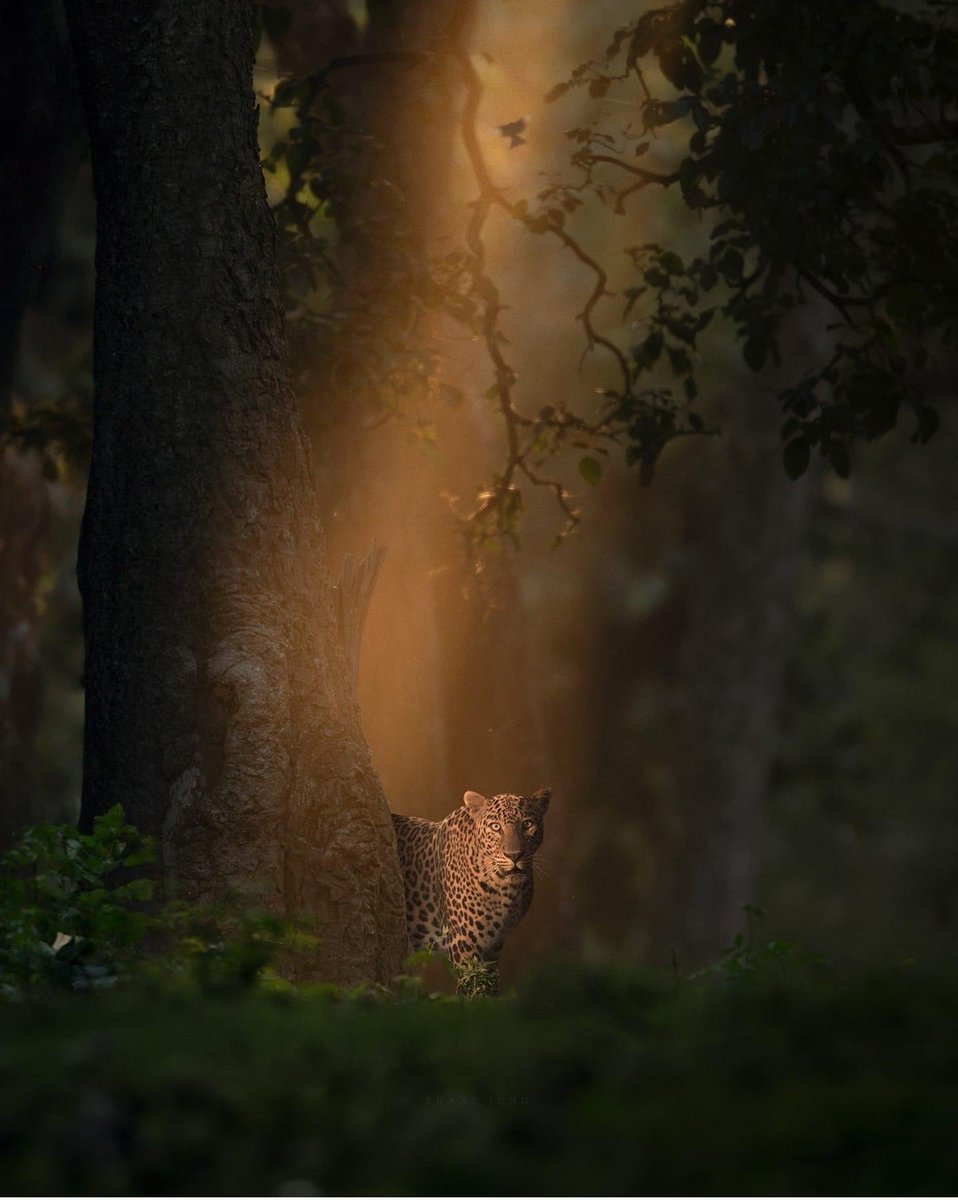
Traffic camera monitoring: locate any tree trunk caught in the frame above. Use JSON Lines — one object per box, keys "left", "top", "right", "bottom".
{"left": 579, "top": 377, "right": 813, "bottom": 968}
{"left": 649, "top": 392, "right": 812, "bottom": 964}
{"left": 66, "top": 0, "right": 405, "bottom": 984}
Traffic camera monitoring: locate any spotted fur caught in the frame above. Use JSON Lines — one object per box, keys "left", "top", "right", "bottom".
{"left": 392, "top": 788, "right": 551, "bottom": 966}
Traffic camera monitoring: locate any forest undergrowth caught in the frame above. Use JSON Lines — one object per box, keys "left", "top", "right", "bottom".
{"left": 1, "top": 809, "right": 956, "bottom": 1196}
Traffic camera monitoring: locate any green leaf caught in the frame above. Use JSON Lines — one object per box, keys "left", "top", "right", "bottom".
{"left": 578, "top": 456, "right": 603, "bottom": 487}
{"left": 113, "top": 878, "right": 154, "bottom": 903}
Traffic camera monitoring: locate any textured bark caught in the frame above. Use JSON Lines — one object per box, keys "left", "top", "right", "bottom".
{"left": 66, "top": 0, "right": 405, "bottom": 984}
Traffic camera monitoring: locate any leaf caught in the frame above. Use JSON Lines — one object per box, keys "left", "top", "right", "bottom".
{"left": 783, "top": 438, "right": 810, "bottom": 480}
{"left": 660, "top": 251, "right": 684, "bottom": 275}
{"left": 113, "top": 878, "right": 154, "bottom": 903}
{"left": 697, "top": 20, "right": 722, "bottom": 66}
{"left": 544, "top": 81, "right": 570, "bottom": 103}
{"left": 578, "top": 456, "right": 603, "bottom": 487}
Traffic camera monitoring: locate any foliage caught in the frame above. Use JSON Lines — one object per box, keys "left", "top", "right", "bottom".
{"left": 541, "top": 0, "right": 958, "bottom": 483}
{"left": 0, "top": 810, "right": 317, "bottom": 998}
{"left": 0, "top": 805, "right": 153, "bottom": 997}
{"left": 11, "top": 3, "right": 955, "bottom": 546}
{"left": 452, "top": 952, "right": 500, "bottom": 998}
{"left": 258, "top": 0, "right": 958, "bottom": 546}
{"left": 261, "top": 46, "right": 477, "bottom": 441}
{"left": 1, "top": 959, "right": 957, "bottom": 1194}
{"left": 688, "top": 904, "right": 825, "bottom": 985}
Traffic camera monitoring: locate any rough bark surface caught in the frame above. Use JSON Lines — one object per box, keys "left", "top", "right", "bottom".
{"left": 66, "top": 0, "right": 405, "bottom": 984}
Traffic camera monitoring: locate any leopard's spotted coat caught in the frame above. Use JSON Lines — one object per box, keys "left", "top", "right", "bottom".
{"left": 391, "top": 788, "right": 551, "bottom": 966}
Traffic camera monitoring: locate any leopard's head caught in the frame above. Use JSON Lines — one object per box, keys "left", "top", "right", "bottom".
{"left": 463, "top": 788, "right": 551, "bottom": 879}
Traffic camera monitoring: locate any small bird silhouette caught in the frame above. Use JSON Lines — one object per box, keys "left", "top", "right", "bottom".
{"left": 497, "top": 116, "right": 528, "bottom": 148}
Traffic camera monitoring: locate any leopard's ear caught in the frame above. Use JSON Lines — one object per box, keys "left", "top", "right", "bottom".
{"left": 529, "top": 787, "right": 552, "bottom": 813}
{"left": 463, "top": 790, "right": 488, "bottom": 816}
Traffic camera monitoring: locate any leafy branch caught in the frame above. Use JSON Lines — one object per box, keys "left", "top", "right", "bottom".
{"left": 542, "top": 0, "right": 957, "bottom": 478}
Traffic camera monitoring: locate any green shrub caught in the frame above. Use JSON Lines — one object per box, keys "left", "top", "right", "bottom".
{"left": 0, "top": 809, "right": 317, "bottom": 998}
{"left": 0, "top": 806, "right": 153, "bottom": 996}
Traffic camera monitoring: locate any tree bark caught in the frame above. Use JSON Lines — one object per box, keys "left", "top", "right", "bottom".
{"left": 580, "top": 377, "right": 813, "bottom": 968}
{"left": 66, "top": 0, "right": 405, "bottom": 984}
{"left": 649, "top": 392, "right": 812, "bottom": 964}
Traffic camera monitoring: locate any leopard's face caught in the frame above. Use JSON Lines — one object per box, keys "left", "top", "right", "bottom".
{"left": 465, "top": 789, "right": 550, "bottom": 880}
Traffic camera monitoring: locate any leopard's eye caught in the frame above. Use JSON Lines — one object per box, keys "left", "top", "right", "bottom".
{"left": 490, "top": 821, "right": 501, "bottom": 832}
{"left": 523, "top": 820, "right": 536, "bottom": 832}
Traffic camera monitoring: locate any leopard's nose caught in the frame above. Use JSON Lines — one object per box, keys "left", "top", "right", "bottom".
{"left": 505, "top": 851, "right": 522, "bottom": 864}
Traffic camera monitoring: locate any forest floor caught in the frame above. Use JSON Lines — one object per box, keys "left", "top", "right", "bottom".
{"left": 2, "top": 958, "right": 957, "bottom": 1196}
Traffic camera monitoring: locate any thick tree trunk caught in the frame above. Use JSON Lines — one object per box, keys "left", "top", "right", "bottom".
{"left": 66, "top": 0, "right": 405, "bottom": 984}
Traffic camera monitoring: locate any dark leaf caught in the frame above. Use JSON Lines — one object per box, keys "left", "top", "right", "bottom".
{"left": 783, "top": 438, "right": 810, "bottom": 480}
{"left": 578, "top": 456, "right": 603, "bottom": 486}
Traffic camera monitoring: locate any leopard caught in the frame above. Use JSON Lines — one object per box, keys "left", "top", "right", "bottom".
{"left": 391, "top": 787, "right": 551, "bottom": 970}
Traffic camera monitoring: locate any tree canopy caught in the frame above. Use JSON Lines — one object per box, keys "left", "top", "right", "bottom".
{"left": 257, "top": 0, "right": 958, "bottom": 538}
